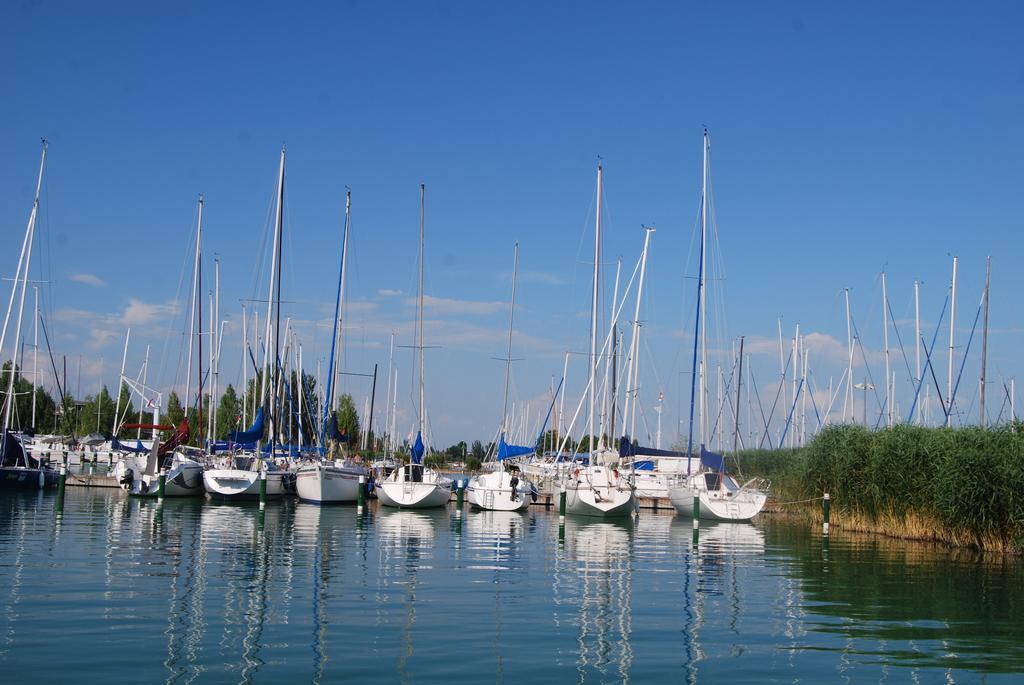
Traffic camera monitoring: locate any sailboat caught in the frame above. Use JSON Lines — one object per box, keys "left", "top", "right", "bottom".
{"left": 560, "top": 162, "right": 636, "bottom": 517}
{"left": 667, "top": 130, "right": 769, "bottom": 522}
{"left": 375, "top": 184, "right": 452, "bottom": 509}
{"left": 0, "top": 141, "right": 58, "bottom": 490}
{"left": 467, "top": 242, "right": 538, "bottom": 512}
{"left": 295, "top": 189, "right": 369, "bottom": 504}
{"left": 114, "top": 200, "right": 206, "bottom": 497}
{"left": 204, "top": 149, "right": 290, "bottom": 501}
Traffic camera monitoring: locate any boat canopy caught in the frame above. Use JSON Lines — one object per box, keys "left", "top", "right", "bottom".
{"left": 497, "top": 434, "right": 533, "bottom": 461}
{"left": 229, "top": 407, "right": 264, "bottom": 444}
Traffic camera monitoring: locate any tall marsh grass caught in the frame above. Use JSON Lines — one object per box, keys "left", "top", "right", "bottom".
{"left": 737, "top": 423, "right": 1024, "bottom": 553}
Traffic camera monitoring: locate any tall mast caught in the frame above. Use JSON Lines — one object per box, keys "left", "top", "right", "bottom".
{"left": 185, "top": 196, "right": 203, "bottom": 422}
{"left": 588, "top": 163, "right": 603, "bottom": 454}
{"left": 732, "top": 336, "right": 745, "bottom": 455}
{"left": 685, "top": 131, "right": 708, "bottom": 472}
{"left": 914, "top": 280, "right": 922, "bottom": 425}
{"left": 384, "top": 332, "right": 394, "bottom": 452}
{"left": 112, "top": 329, "right": 130, "bottom": 437}
{"left": 626, "top": 227, "right": 654, "bottom": 439}
{"left": 882, "top": 271, "right": 891, "bottom": 427}
{"left": 601, "top": 258, "right": 621, "bottom": 446}
{"left": 500, "top": 242, "right": 520, "bottom": 436}
{"left": 260, "top": 148, "right": 285, "bottom": 453}
{"left": 1, "top": 141, "right": 46, "bottom": 434}
{"left": 699, "top": 130, "right": 710, "bottom": 446}
{"left": 947, "top": 255, "right": 957, "bottom": 427}
{"left": 241, "top": 304, "right": 248, "bottom": 426}
{"left": 212, "top": 256, "right": 221, "bottom": 441}
{"left": 844, "top": 288, "right": 853, "bottom": 422}
{"left": 334, "top": 190, "right": 352, "bottom": 414}
{"left": 31, "top": 286, "right": 38, "bottom": 429}
{"left": 418, "top": 184, "right": 426, "bottom": 435}
{"left": 980, "top": 256, "right": 991, "bottom": 427}
{"left": 138, "top": 344, "right": 149, "bottom": 440}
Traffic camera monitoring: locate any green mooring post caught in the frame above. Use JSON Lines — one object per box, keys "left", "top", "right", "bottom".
{"left": 559, "top": 485, "right": 567, "bottom": 518}
{"left": 692, "top": 522, "right": 700, "bottom": 548}
{"left": 455, "top": 480, "right": 465, "bottom": 510}
{"left": 56, "top": 464, "right": 67, "bottom": 512}
{"left": 692, "top": 494, "right": 700, "bottom": 529}
{"left": 823, "top": 492, "right": 831, "bottom": 535}
{"left": 259, "top": 469, "right": 268, "bottom": 509}
{"left": 157, "top": 469, "right": 166, "bottom": 500}
{"left": 357, "top": 475, "right": 366, "bottom": 512}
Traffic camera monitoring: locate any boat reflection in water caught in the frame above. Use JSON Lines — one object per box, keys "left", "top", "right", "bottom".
{"left": 555, "top": 516, "right": 636, "bottom": 683}
{"left": 374, "top": 508, "right": 446, "bottom": 683}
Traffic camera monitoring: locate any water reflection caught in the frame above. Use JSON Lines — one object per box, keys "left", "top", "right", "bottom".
{"left": 2, "top": 491, "right": 1024, "bottom": 683}
{"left": 556, "top": 517, "right": 635, "bottom": 683}
{"left": 374, "top": 508, "right": 446, "bottom": 685}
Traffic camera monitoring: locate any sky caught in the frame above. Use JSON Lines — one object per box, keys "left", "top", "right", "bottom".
{"left": 2, "top": 1, "right": 1023, "bottom": 448}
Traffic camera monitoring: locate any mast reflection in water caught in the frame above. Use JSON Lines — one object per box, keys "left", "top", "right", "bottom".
{"left": 1, "top": 491, "right": 1023, "bottom": 683}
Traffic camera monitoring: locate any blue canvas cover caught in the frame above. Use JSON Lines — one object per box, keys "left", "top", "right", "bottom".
{"left": 411, "top": 431, "right": 425, "bottom": 464}
{"left": 497, "top": 434, "right": 534, "bottom": 461}
{"left": 229, "top": 407, "right": 265, "bottom": 444}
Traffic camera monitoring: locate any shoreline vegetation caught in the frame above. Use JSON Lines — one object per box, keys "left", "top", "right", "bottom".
{"left": 741, "top": 424, "right": 1024, "bottom": 554}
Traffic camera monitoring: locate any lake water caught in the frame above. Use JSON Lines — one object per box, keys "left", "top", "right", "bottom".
{"left": 1, "top": 489, "right": 1022, "bottom": 683}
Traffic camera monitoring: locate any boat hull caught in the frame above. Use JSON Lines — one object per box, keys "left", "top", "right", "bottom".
{"left": 203, "top": 469, "right": 287, "bottom": 500}
{"left": 0, "top": 466, "right": 59, "bottom": 490}
{"left": 116, "top": 459, "right": 205, "bottom": 497}
{"left": 295, "top": 464, "right": 366, "bottom": 504}
{"left": 669, "top": 483, "right": 767, "bottom": 522}
{"left": 466, "top": 471, "right": 533, "bottom": 511}
{"left": 376, "top": 480, "right": 451, "bottom": 509}
{"left": 565, "top": 485, "right": 636, "bottom": 517}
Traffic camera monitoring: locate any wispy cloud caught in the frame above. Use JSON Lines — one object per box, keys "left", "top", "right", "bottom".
{"left": 406, "top": 295, "right": 507, "bottom": 317}
{"left": 122, "top": 298, "right": 180, "bottom": 326}
{"left": 377, "top": 288, "right": 403, "bottom": 297}
{"left": 70, "top": 273, "right": 106, "bottom": 287}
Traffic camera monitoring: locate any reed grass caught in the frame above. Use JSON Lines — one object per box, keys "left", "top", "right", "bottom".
{"left": 737, "top": 422, "right": 1024, "bottom": 553}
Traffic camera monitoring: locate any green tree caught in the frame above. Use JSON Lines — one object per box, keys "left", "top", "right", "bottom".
{"left": 0, "top": 361, "right": 56, "bottom": 432}
{"left": 335, "top": 392, "right": 360, "bottom": 445}
{"left": 216, "top": 384, "right": 242, "bottom": 440}
{"left": 77, "top": 385, "right": 116, "bottom": 436}
{"left": 165, "top": 391, "right": 185, "bottom": 429}
{"left": 471, "top": 440, "right": 485, "bottom": 461}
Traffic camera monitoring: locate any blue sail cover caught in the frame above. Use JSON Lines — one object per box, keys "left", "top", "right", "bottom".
{"left": 229, "top": 407, "right": 265, "bottom": 444}
{"left": 497, "top": 435, "right": 534, "bottom": 461}
{"left": 700, "top": 446, "right": 725, "bottom": 472}
{"left": 411, "top": 432, "right": 425, "bottom": 465}
{"left": 111, "top": 437, "right": 149, "bottom": 453}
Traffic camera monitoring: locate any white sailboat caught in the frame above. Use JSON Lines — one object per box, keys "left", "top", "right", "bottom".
{"left": 376, "top": 184, "right": 452, "bottom": 509}
{"left": 561, "top": 162, "right": 636, "bottom": 518}
{"left": 0, "top": 140, "right": 59, "bottom": 490}
{"left": 295, "top": 189, "right": 369, "bottom": 504}
{"left": 468, "top": 242, "right": 537, "bottom": 512}
{"left": 204, "top": 148, "right": 290, "bottom": 501}
{"left": 668, "top": 130, "right": 769, "bottom": 522}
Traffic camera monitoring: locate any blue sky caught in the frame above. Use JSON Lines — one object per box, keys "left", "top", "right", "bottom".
{"left": 2, "top": 2, "right": 1022, "bottom": 446}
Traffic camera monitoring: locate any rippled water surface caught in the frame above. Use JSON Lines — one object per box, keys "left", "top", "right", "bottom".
{"left": 1, "top": 489, "right": 1022, "bottom": 683}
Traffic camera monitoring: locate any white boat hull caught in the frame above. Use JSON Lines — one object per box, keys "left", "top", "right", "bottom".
{"left": 203, "top": 468, "right": 287, "bottom": 500}
{"left": 376, "top": 480, "right": 451, "bottom": 508}
{"left": 563, "top": 465, "right": 636, "bottom": 517}
{"left": 466, "top": 470, "right": 534, "bottom": 511}
{"left": 669, "top": 481, "right": 767, "bottom": 521}
{"left": 295, "top": 463, "right": 367, "bottom": 504}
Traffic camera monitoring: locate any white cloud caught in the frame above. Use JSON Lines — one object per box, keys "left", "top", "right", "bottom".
{"left": 121, "top": 298, "right": 180, "bottom": 326}
{"left": 70, "top": 273, "right": 106, "bottom": 287}
{"left": 377, "top": 289, "right": 403, "bottom": 297}
{"left": 406, "top": 295, "right": 508, "bottom": 317}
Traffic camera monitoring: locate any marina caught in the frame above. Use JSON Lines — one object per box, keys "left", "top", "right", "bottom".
{"left": 3, "top": 3, "right": 1024, "bottom": 682}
